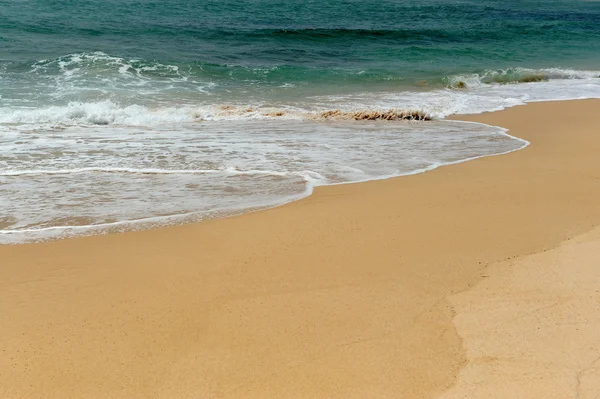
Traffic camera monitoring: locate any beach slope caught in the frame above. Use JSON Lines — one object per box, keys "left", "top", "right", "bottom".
{"left": 1, "top": 100, "right": 600, "bottom": 398}
{"left": 440, "top": 227, "right": 600, "bottom": 399}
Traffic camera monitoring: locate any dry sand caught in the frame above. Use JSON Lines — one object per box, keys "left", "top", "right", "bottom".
{"left": 1, "top": 99, "right": 600, "bottom": 398}
{"left": 440, "top": 227, "right": 600, "bottom": 399}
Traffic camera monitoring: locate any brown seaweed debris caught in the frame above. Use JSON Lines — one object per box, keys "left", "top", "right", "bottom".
{"left": 454, "top": 81, "right": 467, "bottom": 89}
{"left": 219, "top": 105, "right": 236, "bottom": 110}
{"left": 517, "top": 74, "right": 548, "bottom": 83}
{"left": 264, "top": 111, "right": 286, "bottom": 117}
{"left": 319, "top": 109, "right": 431, "bottom": 121}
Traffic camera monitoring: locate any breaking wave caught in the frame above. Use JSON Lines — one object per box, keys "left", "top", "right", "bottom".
{"left": 2, "top": 52, "right": 599, "bottom": 127}
{"left": 0, "top": 101, "right": 432, "bottom": 126}
{"left": 446, "top": 67, "right": 600, "bottom": 88}
{"left": 6, "top": 53, "right": 600, "bottom": 99}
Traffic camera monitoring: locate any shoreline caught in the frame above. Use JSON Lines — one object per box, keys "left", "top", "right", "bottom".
{"left": 1, "top": 118, "right": 527, "bottom": 245}
{"left": 2, "top": 99, "right": 600, "bottom": 398}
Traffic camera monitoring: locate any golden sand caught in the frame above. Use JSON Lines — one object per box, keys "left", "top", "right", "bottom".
{"left": 440, "top": 228, "right": 600, "bottom": 399}
{"left": 1, "top": 100, "right": 600, "bottom": 398}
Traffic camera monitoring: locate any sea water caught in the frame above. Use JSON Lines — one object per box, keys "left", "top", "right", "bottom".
{"left": 1, "top": 0, "right": 599, "bottom": 243}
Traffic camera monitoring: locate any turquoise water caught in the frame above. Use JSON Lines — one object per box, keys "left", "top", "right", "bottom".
{"left": 2, "top": 0, "right": 600, "bottom": 104}
{"left": 1, "top": 0, "right": 599, "bottom": 243}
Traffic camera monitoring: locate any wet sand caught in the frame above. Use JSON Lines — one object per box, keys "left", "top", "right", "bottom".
{"left": 1, "top": 99, "right": 600, "bottom": 398}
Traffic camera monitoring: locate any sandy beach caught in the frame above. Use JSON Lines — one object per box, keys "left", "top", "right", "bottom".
{"left": 1, "top": 99, "right": 600, "bottom": 398}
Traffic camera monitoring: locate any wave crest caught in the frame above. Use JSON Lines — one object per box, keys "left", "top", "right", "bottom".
{"left": 30, "top": 52, "right": 183, "bottom": 80}
{"left": 0, "top": 101, "right": 432, "bottom": 126}
{"left": 447, "top": 67, "right": 600, "bottom": 88}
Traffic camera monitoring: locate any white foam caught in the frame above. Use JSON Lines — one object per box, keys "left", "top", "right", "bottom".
{"left": 0, "top": 119, "right": 524, "bottom": 244}
{"left": 446, "top": 67, "right": 600, "bottom": 87}
{"left": 0, "top": 167, "right": 292, "bottom": 177}
{"left": 0, "top": 101, "right": 199, "bottom": 125}
{"left": 1, "top": 64, "right": 598, "bottom": 244}
{"left": 312, "top": 72, "right": 600, "bottom": 119}
{"left": 1, "top": 67, "right": 598, "bottom": 127}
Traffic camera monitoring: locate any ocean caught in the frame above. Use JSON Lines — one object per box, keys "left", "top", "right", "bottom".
{"left": 1, "top": 0, "right": 599, "bottom": 243}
